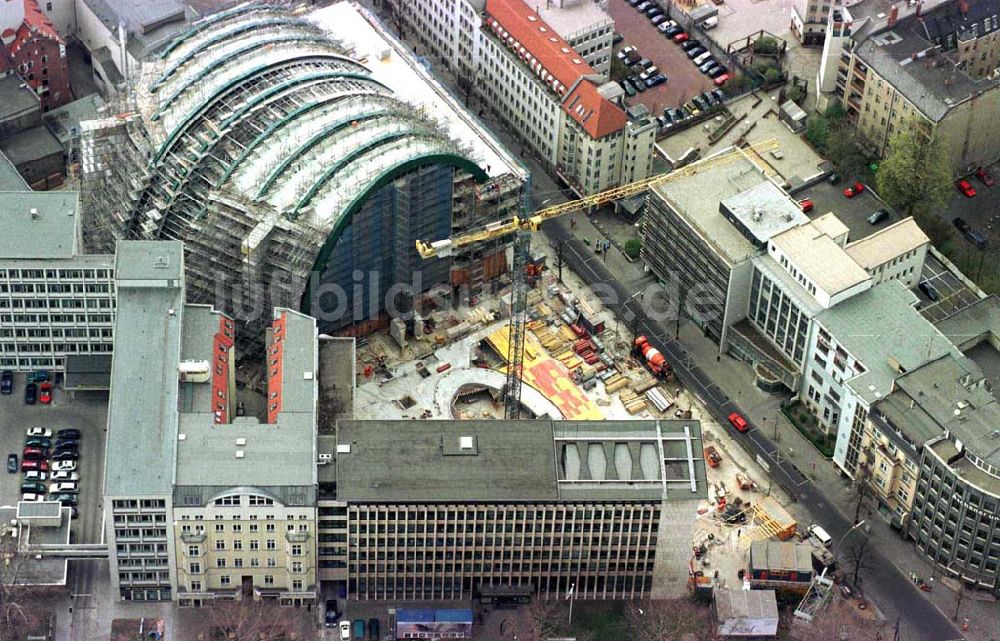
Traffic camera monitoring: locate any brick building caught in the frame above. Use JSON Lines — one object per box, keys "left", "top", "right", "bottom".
{"left": 0, "top": 0, "right": 71, "bottom": 111}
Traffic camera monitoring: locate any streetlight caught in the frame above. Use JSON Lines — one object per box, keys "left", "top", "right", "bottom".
{"left": 832, "top": 520, "right": 867, "bottom": 557}
{"left": 566, "top": 582, "right": 576, "bottom": 625}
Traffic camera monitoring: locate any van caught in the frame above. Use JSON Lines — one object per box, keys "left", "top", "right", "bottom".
{"left": 701, "top": 16, "right": 719, "bottom": 29}
{"left": 693, "top": 51, "right": 713, "bottom": 66}
{"left": 808, "top": 524, "right": 833, "bottom": 547}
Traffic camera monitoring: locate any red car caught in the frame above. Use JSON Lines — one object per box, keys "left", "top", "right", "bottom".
{"left": 975, "top": 167, "right": 994, "bottom": 187}
{"left": 22, "top": 446, "right": 48, "bottom": 460}
{"left": 728, "top": 412, "right": 750, "bottom": 433}
{"left": 39, "top": 382, "right": 52, "bottom": 405}
{"left": 672, "top": 31, "right": 689, "bottom": 42}
{"left": 799, "top": 199, "right": 814, "bottom": 213}
{"left": 956, "top": 178, "right": 977, "bottom": 198}
{"left": 21, "top": 459, "right": 49, "bottom": 472}
{"left": 714, "top": 73, "right": 731, "bottom": 87}
{"left": 843, "top": 181, "right": 865, "bottom": 198}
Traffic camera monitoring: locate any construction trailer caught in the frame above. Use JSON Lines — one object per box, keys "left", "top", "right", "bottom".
{"left": 748, "top": 541, "right": 814, "bottom": 593}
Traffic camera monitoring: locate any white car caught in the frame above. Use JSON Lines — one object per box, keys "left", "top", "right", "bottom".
{"left": 49, "top": 482, "right": 78, "bottom": 494}
{"left": 339, "top": 621, "right": 351, "bottom": 640}
{"left": 21, "top": 493, "right": 44, "bottom": 502}
{"left": 26, "top": 427, "right": 52, "bottom": 438}
{"left": 52, "top": 460, "right": 77, "bottom": 472}
{"left": 50, "top": 471, "right": 79, "bottom": 482}
{"left": 24, "top": 471, "right": 48, "bottom": 482}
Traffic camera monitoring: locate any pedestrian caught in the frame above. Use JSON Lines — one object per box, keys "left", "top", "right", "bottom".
{"left": 737, "top": 528, "right": 741, "bottom": 538}
{"left": 716, "top": 354, "right": 721, "bottom": 362}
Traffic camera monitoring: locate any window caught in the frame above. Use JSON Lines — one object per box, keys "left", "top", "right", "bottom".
{"left": 292, "top": 580, "right": 303, "bottom": 591}
{"left": 214, "top": 524, "right": 224, "bottom": 533}
{"left": 189, "top": 562, "right": 201, "bottom": 574}
{"left": 233, "top": 540, "right": 243, "bottom": 551}
{"left": 266, "top": 539, "right": 276, "bottom": 550}
{"left": 267, "top": 558, "right": 276, "bottom": 568}
{"left": 250, "top": 539, "right": 259, "bottom": 550}
{"left": 190, "top": 581, "right": 202, "bottom": 591}
{"left": 234, "top": 558, "right": 244, "bottom": 568}
{"left": 291, "top": 544, "right": 303, "bottom": 556}
{"left": 264, "top": 575, "right": 274, "bottom": 586}
{"left": 187, "top": 546, "right": 199, "bottom": 556}
{"left": 215, "top": 540, "right": 225, "bottom": 551}
{"left": 266, "top": 523, "right": 275, "bottom": 532}
{"left": 216, "top": 558, "right": 226, "bottom": 568}
{"left": 292, "top": 561, "right": 303, "bottom": 573}
{"left": 220, "top": 575, "right": 231, "bottom": 586}
{"left": 232, "top": 524, "right": 242, "bottom": 533}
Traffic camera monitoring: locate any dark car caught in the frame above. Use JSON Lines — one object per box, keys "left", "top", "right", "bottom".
{"left": 826, "top": 172, "right": 841, "bottom": 184}
{"left": 646, "top": 7, "right": 663, "bottom": 19}
{"left": 52, "top": 450, "right": 79, "bottom": 461}
{"left": 918, "top": 280, "right": 939, "bottom": 301}
{"left": 620, "top": 79, "right": 637, "bottom": 97}
{"left": 24, "top": 437, "right": 51, "bottom": 449}
{"left": 57, "top": 429, "right": 81, "bottom": 439}
{"left": 7, "top": 454, "right": 17, "bottom": 474}
{"left": 692, "top": 95, "right": 710, "bottom": 112}
{"left": 369, "top": 618, "right": 380, "bottom": 640}
{"left": 867, "top": 209, "right": 890, "bottom": 225}
{"left": 680, "top": 39, "right": 701, "bottom": 51}
{"left": 20, "top": 481, "right": 46, "bottom": 494}
{"left": 964, "top": 227, "right": 987, "bottom": 248}
{"left": 686, "top": 46, "right": 706, "bottom": 59}
{"left": 51, "top": 493, "right": 77, "bottom": 506}
{"left": 54, "top": 440, "right": 79, "bottom": 453}
{"left": 24, "top": 382, "right": 37, "bottom": 405}
{"left": 645, "top": 74, "right": 667, "bottom": 87}
{"left": 612, "top": 32, "right": 624, "bottom": 43}
{"left": 352, "top": 619, "right": 365, "bottom": 640}
{"left": 708, "top": 65, "right": 727, "bottom": 78}
{"left": 699, "top": 59, "right": 717, "bottom": 73}
{"left": 324, "top": 600, "right": 339, "bottom": 627}
{"left": 663, "top": 25, "right": 682, "bottom": 36}
{"left": 633, "top": 79, "right": 647, "bottom": 92}
{"left": 701, "top": 91, "right": 718, "bottom": 106}
{"left": 0, "top": 371, "right": 11, "bottom": 395}
{"left": 651, "top": 14, "right": 667, "bottom": 25}
{"left": 953, "top": 217, "right": 969, "bottom": 232}
{"left": 711, "top": 88, "right": 726, "bottom": 104}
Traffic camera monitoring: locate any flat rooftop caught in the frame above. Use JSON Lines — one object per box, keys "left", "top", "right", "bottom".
{"left": 104, "top": 241, "right": 185, "bottom": 497}
{"left": 721, "top": 181, "right": 809, "bottom": 246}
{"left": 0, "top": 75, "right": 40, "bottom": 120}
{"left": 854, "top": 2, "right": 1000, "bottom": 123}
{"left": 770, "top": 219, "right": 871, "bottom": 297}
{"left": 844, "top": 217, "right": 928, "bottom": 269}
{"left": 0, "top": 150, "right": 27, "bottom": 191}
{"left": 818, "top": 280, "right": 956, "bottom": 404}
{"left": 0, "top": 192, "right": 79, "bottom": 259}
{"left": 749, "top": 541, "right": 813, "bottom": 573}
{"left": 535, "top": 0, "right": 614, "bottom": 41}
{"left": 308, "top": 2, "right": 525, "bottom": 183}
{"left": 934, "top": 295, "right": 1000, "bottom": 348}
{"left": 0, "top": 125, "right": 63, "bottom": 165}
{"left": 44, "top": 93, "right": 105, "bottom": 147}
{"left": 0, "top": 506, "right": 70, "bottom": 585}
{"left": 651, "top": 151, "right": 773, "bottom": 265}
{"left": 335, "top": 419, "right": 707, "bottom": 503}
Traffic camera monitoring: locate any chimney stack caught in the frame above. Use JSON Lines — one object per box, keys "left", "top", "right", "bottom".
{"left": 888, "top": 4, "right": 899, "bottom": 27}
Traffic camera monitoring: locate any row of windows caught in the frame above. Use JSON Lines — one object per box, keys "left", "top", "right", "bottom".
{"left": 0, "top": 313, "right": 112, "bottom": 324}
{"left": 350, "top": 561, "right": 655, "bottom": 574}
{"left": 0, "top": 268, "right": 111, "bottom": 279}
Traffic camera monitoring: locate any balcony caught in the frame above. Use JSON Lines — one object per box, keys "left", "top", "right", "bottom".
{"left": 180, "top": 531, "right": 207, "bottom": 544}
{"left": 286, "top": 530, "right": 310, "bottom": 543}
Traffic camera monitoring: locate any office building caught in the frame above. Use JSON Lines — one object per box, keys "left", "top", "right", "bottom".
{"left": 820, "top": 0, "right": 1000, "bottom": 171}
{"left": 0, "top": 0, "right": 72, "bottom": 111}
{"left": 104, "top": 241, "right": 319, "bottom": 604}
{"left": 0, "top": 186, "right": 115, "bottom": 372}
{"left": 319, "top": 419, "right": 708, "bottom": 601}
{"left": 79, "top": 2, "right": 525, "bottom": 346}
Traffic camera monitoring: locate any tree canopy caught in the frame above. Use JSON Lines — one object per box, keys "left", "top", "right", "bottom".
{"left": 876, "top": 120, "right": 953, "bottom": 217}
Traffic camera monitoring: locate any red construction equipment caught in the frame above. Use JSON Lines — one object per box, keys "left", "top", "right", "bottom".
{"left": 633, "top": 335, "right": 671, "bottom": 377}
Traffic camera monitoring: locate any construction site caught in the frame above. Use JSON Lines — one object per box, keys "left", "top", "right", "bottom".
{"left": 75, "top": 1, "right": 527, "bottom": 358}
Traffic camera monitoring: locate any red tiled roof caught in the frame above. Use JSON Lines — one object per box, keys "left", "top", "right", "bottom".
{"left": 8, "top": 0, "right": 62, "bottom": 57}
{"left": 485, "top": 0, "right": 626, "bottom": 139}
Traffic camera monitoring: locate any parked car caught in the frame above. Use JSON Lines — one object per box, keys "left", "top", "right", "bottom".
{"left": 843, "top": 181, "right": 865, "bottom": 198}
{"left": 22, "top": 446, "right": 48, "bottom": 460}
{"left": 20, "top": 481, "right": 46, "bottom": 494}
{"left": 867, "top": 209, "right": 890, "bottom": 225}
{"left": 612, "top": 32, "right": 625, "bottom": 44}
{"left": 616, "top": 45, "right": 637, "bottom": 60}
{"left": 23, "top": 471, "right": 47, "bottom": 482}
{"left": 692, "top": 95, "right": 710, "bottom": 112}
{"left": 24, "top": 382, "right": 37, "bottom": 405}
{"left": 26, "top": 371, "right": 49, "bottom": 383}
{"left": 50, "top": 493, "right": 77, "bottom": 506}
{"left": 646, "top": 7, "right": 663, "bottom": 19}
{"left": 728, "top": 412, "right": 750, "bottom": 433}
{"left": 0, "top": 370, "right": 11, "bottom": 395}
{"left": 651, "top": 14, "right": 667, "bottom": 25}
{"left": 24, "top": 437, "right": 51, "bottom": 449}
{"left": 657, "top": 20, "right": 677, "bottom": 32}
{"left": 701, "top": 90, "right": 718, "bottom": 106}
{"left": 7, "top": 454, "right": 17, "bottom": 474}
{"left": 39, "top": 382, "right": 52, "bottom": 405}
{"left": 620, "top": 80, "right": 637, "bottom": 97}
{"left": 57, "top": 429, "right": 80, "bottom": 439}
{"left": 693, "top": 51, "right": 713, "bottom": 66}
{"left": 628, "top": 0, "right": 643, "bottom": 6}
{"left": 52, "top": 450, "right": 79, "bottom": 461}
{"left": 918, "top": 280, "right": 939, "bottom": 301}
{"left": 672, "top": 31, "right": 689, "bottom": 42}
{"left": 50, "top": 471, "right": 79, "bottom": 482}
{"left": 700, "top": 15, "right": 719, "bottom": 29}
{"left": 664, "top": 25, "right": 682, "bottom": 36}
{"left": 26, "top": 427, "right": 52, "bottom": 438}
{"left": 953, "top": 217, "right": 970, "bottom": 232}
{"left": 639, "top": 66, "right": 659, "bottom": 80}
{"left": 49, "top": 482, "right": 79, "bottom": 494}
{"left": 21, "top": 459, "right": 49, "bottom": 473}
{"left": 21, "top": 493, "right": 44, "bottom": 502}
{"left": 634, "top": 78, "right": 647, "bottom": 92}
{"left": 707, "top": 65, "right": 727, "bottom": 78}
{"left": 686, "top": 46, "right": 706, "bottom": 59}
{"left": 369, "top": 619, "right": 380, "bottom": 640}
{"left": 645, "top": 74, "right": 667, "bottom": 87}
{"left": 698, "top": 59, "right": 718, "bottom": 74}
{"left": 352, "top": 619, "right": 365, "bottom": 640}
{"left": 339, "top": 621, "right": 351, "bottom": 640}
{"left": 325, "top": 600, "right": 339, "bottom": 627}
{"left": 54, "top": 439, "right": 79, "bottom": 452}
{"left": 975, "top": 166, "right": 995, "bottom": 187}
{"left": 51, "top": 460, "right": 76, "bottom": 472}
{"left": 711, "top": 88, "right": 726, "bottom": 103}
{"left": 956, "top": 178, "right": 977, "bottom": 198}
{"left": 635, "top": 1, "right": 651, "bottom": 11}
{"left": 680, "top": 39, "right": 701, "bottom": 51}
{"left": 714, "top": 73, "right": 731, "bottom": 86}
{"left": 799, "top": 199, "right": 814, "bottom": 213}
{"left": 964, "top": 227, "right": 987, "bottom": 248}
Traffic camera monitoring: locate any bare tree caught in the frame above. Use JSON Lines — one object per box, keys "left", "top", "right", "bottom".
{"left": 625, "top": 599, "right": 716, "bottom": 641}
{"left": 522, "top": 599, "right": 561, "bottom": 641}
{"left": 0, "top": 535, "right": 58, "bottom": 641}
{"left": 455, "top": 66, "right": 479, "bottom": 107}
{"left": 853, "top": 457, "right": 874, "bottom": 525}
{"left": 199, "top": 599, "right": 299, "bottom": 641}
{"left": 843, "top": 533, "right": 876, "bottom": 586}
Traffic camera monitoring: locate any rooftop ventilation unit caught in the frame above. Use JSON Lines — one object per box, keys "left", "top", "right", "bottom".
{"left": 235, "top": 450, "right": 245, "bottom": 459}
{"left": 236, "top": 438, "right": 247, "bottom": 446}
{"left": 460, "top": 436, "right": 475, "bottom": 450}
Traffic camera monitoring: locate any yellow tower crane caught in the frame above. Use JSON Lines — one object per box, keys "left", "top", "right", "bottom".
{"left": 417, "top": 139, "right": 780, "bottom": 419}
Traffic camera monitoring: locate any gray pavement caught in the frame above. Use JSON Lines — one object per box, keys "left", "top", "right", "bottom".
{"left": 798, "top": 178, "right": 891, "bottom": 239}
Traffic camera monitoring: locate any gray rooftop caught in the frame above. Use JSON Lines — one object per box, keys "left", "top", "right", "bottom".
{"left": 64, "top": 354, "right": 113, "bottom": 390}
{"left": 749, "top": 541, "right": 813, "bottom": 573}
{"left": 0, "top": 150, "right": 28, "bottom": 191}
{"left": 0, "top": 75, "right": 40, "bottom": 121}
{"left": 720, "top": 181, "right": 809, "bottom": 247}
{"left": 174, "top": 307, "right": 316, "bottom": 489}
{"left": 535, "top": 0, "right": 614, "bottom": 42}
{"left": 652, "top": 152, "right": 772, "bottom": 266}
{"left": 0, "top": 192, "right": 79, "bottom": 259}
{"left": 82, "top": 0, "right": 191, "bottom": 56}
{"left": 714, "top": 588, "right": 779, "bottom": 634}
{"left": 0, "top": 505, "right": 70, "bottom": 585}
{"left": 335, "top": 419, "right": 707, "bottom": 503}
{"left": 0, "top": 126, "right": 63, "bottom": 166}
{"left": 44, "top": 93, "right": 105, "bottom": 147}
{"left": 103, "top": 241, "right": 185, "bottom": 497}
{"left": 854, "top": 2, "right": 1000, "bottom": 122}
{"left": 933, "top": 295, "right": 1000, "bottom": 349}
{"left": 817, "top": 280, "right": 956, "bottom": 404}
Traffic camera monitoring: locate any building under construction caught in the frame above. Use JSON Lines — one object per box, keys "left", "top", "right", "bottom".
{"left": 78, "top": 1, "right": 526, "bottom": 352}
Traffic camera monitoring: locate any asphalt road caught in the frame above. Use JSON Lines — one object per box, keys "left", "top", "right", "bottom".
{"left": 543, "top": 218, "right": 964, "bottom": 641}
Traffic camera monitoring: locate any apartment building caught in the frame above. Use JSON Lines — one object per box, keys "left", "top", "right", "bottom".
{"left": 321, "top": 419, "right": 707, "bottom": 601}
{"left": 105, "top": 241, "right": 319, "bottom": 604}
{"left": 821, "top": 0, "right": 1000, "bottom": 171}
{"left": 0, "top": 190, "right": 115, "bottom": 372}
{"left": 791, "top": 0, "right": 833, "bottom": 46}
{"left": 0, "top": 0, "right": 72, "bottom": 111}
{"left": 392, "top": 0, "right": 652, "bottom": 196}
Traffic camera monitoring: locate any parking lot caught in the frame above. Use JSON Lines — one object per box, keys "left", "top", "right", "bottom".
{"left": 915, "top": 253, "right": 982, "bottom": 322}
{"left": 0, "top": 372, "right": 107, "bottom": 544}
{"left": 609, "top": 0, "right": 716, "bottom": 114}
{"left": 940, "top": 165, "right": 1000, "bottom": 237}
{"left": 798, "top": 178, "right": 893, "bottom": 242}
